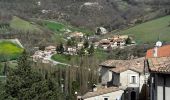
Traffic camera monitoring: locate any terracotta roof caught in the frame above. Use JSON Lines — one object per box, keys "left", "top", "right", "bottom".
{"left": 70, "top": 32, "right": 84, "bottom": 37}
{"left": 148, "top": 57, "right": 170, "bottom": 73}
{"left": 99, "top": 39, "right": 111, "bottom": 44}
{"left": 146, "top": 45, "right": 170, "bottom": 58}
{"left": 100, "top": 57, "right": 145, "bottom": 73}
{"left": 109, "top": 38, "right": 125, "bottom": 43}
{"left": 82, "top": 86, "right": 123, "bottom": 99}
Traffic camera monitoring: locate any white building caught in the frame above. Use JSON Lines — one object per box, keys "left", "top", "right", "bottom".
{"left": 98, "top": 57, "right": 147, "bottom": 100}
{"left": 96, "top": 27, "right": 108, "bottom": 35}
{"left": 69, "top": 32, "right": 84, "bottom": 39}
{"left": 65, "top": 47, "right": 77, "bottom": 55}
{"left": 99, "top": 39, "right": 111, "bottom": 50}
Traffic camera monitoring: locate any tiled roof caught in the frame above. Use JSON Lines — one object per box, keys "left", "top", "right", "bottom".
{"left": 148, "top": 57, "right": 170, "bottom": 73}
{"left": 146, "top": 45, "right": 170, "bottom": 58}
{"left": 100, "top": 57, "right": 145, "bottom": 73}
{"left": 99, "top": 39, "right": 111, "bottom": 44}
{"left": 82, "top": 86, "right": 123, "bottom": 99}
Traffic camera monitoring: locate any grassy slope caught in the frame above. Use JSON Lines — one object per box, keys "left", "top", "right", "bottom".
{"left": 10, "top": 16, "right": 41, "bottom": 32}
{"left": 41, "top": 20, "right": 94, "bottom": 44}
{"left": 42, "top": 20, "right": 94, "bottom": 35}
{"left": 43, "top": 21, "right": 65, "bottom": 33}
{"left": 120, "top": 15, "right": 170, "bottom": 44}
{"left": 0, "top": 41, "right": 23, "bottom": 61}
{"left": 51, "top": 49, "right": 108, "bottom": 64}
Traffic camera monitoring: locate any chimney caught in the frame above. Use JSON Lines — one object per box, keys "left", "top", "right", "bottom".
{"left": 153, "top": 46, "right": 158, "bottom": 57}
{"left": 153, "top": 41, "right": 162, "bottom": 57}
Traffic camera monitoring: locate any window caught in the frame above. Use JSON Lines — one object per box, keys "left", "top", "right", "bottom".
{"left": 131, "top": 76, "right": 137, "bottom": 84}
{"left": 104, "top": 98, "right": 108, "bottom": 100}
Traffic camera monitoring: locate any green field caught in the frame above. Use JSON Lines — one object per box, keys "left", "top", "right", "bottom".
{"left": 120, "top": 15, "right": 170, "bottom": 44}
{"left": 10, "top": 16, "right": 41, "bottom": 33}
{"left": 51, "top": 49, "right": 108, "bottom": 64}
{"left": 51, "top": 54, "right": 75, "bottom": 64}
{"left": 0, "top": 41, "right": 23, "bottom": 61}
{"left": 42, "top": 20, "right": 94, "bottom": 35}
{"left": 43, "top": 21, "right": 65, "bottom": 32}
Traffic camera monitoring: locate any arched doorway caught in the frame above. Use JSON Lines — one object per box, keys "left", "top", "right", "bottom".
{"left": 131, "top": 91, "right": 136, "bottom": 100}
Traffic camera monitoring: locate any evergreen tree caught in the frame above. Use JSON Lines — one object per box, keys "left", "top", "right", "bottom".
{"left": 88, "top": 44, "right": 94, "bottom": 55}
{"left": 78, "top": 48, "right": 85, "bottom": 56}
{"left": 83, "top": 40, "right": 89, "bottom": 49}
{"left": 56, "top": 43, "right": 64, "bottom": 54}
{"left": 126, "top": 37, "right": 132, "bottom": 44}
{"left": 3, "top": 51, "right": 64, "bottom": 100}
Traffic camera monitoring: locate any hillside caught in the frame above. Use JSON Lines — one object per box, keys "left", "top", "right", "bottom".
{"left": 120, "top": 15, "right": 170, "bottom": 44}
{"left": 10, "top": 16, "right": 42, "bottom": 33}
{"left": 0, "top": 0, "right": 169, "bottom": 30}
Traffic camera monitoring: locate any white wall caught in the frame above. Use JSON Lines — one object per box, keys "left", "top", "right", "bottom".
{"left": 84, "top": 90, "right": 124, "bottom": 100}
{"left": 157, "top": 75, "right": 163, "bottom": 100}
{"left": 139, "top": 74, "right": 145, "bottom": 92}
{"left": 120, "top": 70, "right": 140, "bottom": 88}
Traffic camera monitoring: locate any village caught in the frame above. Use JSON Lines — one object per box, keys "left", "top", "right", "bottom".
{"left": 29, "top": 27, "right": 170, "bottom": 100}
{"left": 1, "top": 24, "right": 170, "bottom": 100}
{"left": 77, "top": 41, "right": 170, "bottom": 100}
{"left": 30, "top": 36, "right": 170, "bottom": 100}
{"left": 1, "top": 0, "right": 170, "bottom": 100}
{"left": 32, "top": 27, "right": 135, "bottom": 65}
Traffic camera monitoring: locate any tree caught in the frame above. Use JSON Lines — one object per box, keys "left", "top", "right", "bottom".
{"left": 78, "top": 48, "right": 85, "bottom": 56}
{"left": 56, "top": 43, "right": 64, "bottom": 54}
{"left": 88, "top": 44, "right": 94, "bottom": 55}
{"left": 39, "top": 45, "right": 45, "bottom": 51}
{"left": 3, "top": 51, "right": 64, "bottom": 100}
{"left": 67, "top": 38, "right": 76, "bottom": 47}
{"left": 83, "top": 40, "right": 89, "bottom": 49}
{"left": 126, "top": 37, "right": 132, "bottom": 44}
{"left": 3, "top": 62, "right": 8, "bottom": 76}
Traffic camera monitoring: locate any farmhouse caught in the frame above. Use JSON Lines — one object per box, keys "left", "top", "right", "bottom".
{"left": 69, "top": 32, "right": 84, "bottom": 39}
{"left": 98, "top": 35, "right": 130, "bottom": 50}
{"left": 99, "top": 39, "right": 111, "bottom": 50}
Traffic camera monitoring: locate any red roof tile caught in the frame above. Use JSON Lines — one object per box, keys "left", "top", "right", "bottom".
{"left": 100, "top": 57, "right": 145, "bottom": 73}
{"left": 148, "top": 57, "right": 170, "bottom": 73}
{"left": 146, "top": 45, "right": 170, "bottom": 58}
